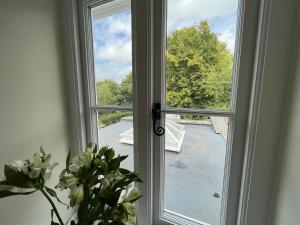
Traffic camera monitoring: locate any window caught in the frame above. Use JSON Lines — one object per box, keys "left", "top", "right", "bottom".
{"left": 156, "top": 1, "right": 238, "bottom": 224}
{"left": 91, "top": 0, "right": 134, "bottom": 171}
{"left": 76, "top": 0, "right": 260, "bottom": 224}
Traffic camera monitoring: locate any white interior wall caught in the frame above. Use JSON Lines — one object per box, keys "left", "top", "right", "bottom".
{"left": 270, "top": 5, "right": 300, "bottom": 225}
{"left": 242, "top": 0, "right": 299, "bottom": 224}
{"left": 0, "top": 0, "right": 71, "bottom": 225}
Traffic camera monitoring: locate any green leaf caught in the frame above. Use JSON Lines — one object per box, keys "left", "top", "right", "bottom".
{"left": 104, "top": 148, "right": 115, "bottom": 160}
{"left": 119, "top": 169, "right": 142, "bottom": 183}
{"left": 0, "top": 189, "right": 36, "bottom": 198}
{"left": 123, "top": 188, "right": 141, "bottom": 203}
{"left": 0, "top": 185, "right": 12, "bottom": 192}
{"left": 109, "top": 156, "right": 128, "bottom": 171}
{"left": 99, "top": 187, "right": 122, "bottom": 206}
{"left": 40, "top": 145, "right": 46, "bottom": 156}
{"left": 77, "top": 200, "right": 85, "bottom": 222}
{"left": 4, "top": 165, "right": 32, "bottom": 188}
{"left": 95, "top": 159, "right": 108, "bottom": 175}
{"left": 118, "top": 168, "right": 132, "bottom": 175}
{"left": 93, "top": 144, "right": 98, "bottom": 154}
{"left": 66, "top": 149, "right": 71, "bottom": 173}
{"left": 87, "top": 142, "right": 93, "bottom": 148}
{"left": 45, "top": 186, "right": 69, "bottom": 208}
{"left": 110, "top": 221, "right": 126, "bottom": 225}
{"left": 0, "top": 180, "right": 12, "bottom": 186}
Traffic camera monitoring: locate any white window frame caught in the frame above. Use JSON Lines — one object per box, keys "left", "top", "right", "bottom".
{"left": 151, "top": 0, "right": 261, "bottom": 224}
{"left": 59, "top": 0, "right": 273, "bottom": 224}
{"left": 77, "top": 1, "right": 154, "bottom": 224}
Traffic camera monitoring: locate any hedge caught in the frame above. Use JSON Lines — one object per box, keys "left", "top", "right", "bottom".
{"left": 98, "top": 112, "right": 132, "bottom": 128}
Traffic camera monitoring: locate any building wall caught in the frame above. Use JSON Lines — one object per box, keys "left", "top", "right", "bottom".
{"left": 270, "top": 7, "right": 300, "bottom": 225}
{"left": 0, "top": 0, "right": 71, "bottom": 224}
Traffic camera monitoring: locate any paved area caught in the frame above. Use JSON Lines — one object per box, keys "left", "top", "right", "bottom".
{"left": 98, "top": 120, "right": 226, "bottom": 225}
{"left": 210, "top": 117, "right": 228, "bottom": 140}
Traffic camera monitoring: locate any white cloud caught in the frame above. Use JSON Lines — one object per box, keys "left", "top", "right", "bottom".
{"left": 167, "top": 0, "right": 238, "bottom": 52}
{"left": 167, "top": 0, "right": 238, "bottom": 32}
{"left": 95, "top": 61, "right": 131, "bottom": 83}
{"left": 107, "top": 18, "right": 131, "bottom": 36}
{"left": 217, "top": 23, "right": 236, "bottom": 53}
{"left": 95, "top": 39, "right": 132, "bottom": 64}
{"left": 92, "top": 11, "right": 132, "bottom": 82}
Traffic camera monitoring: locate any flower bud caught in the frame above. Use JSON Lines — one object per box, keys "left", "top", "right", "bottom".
{"left": 7, "top": 160, "right": 24, "bottom": 172}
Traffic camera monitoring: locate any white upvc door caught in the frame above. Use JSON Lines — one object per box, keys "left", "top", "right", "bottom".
{"left": 77, "top": 0, "right": 260, "bottom": 224}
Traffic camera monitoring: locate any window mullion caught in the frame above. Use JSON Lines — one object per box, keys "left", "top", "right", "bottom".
{"left": 132, "top": 0, "right": 153, "bottom": 224}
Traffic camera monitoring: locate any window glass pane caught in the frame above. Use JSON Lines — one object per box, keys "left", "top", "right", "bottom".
{"left": 163, "top": 114, "right": 229, "bottom": 225}
{"left": 165, "top": 0, "right": 239, "bottom": 110}
{"left": 92, "top": 1, "right": 133, "bottom": 107}
{"left": 97, "top": 111, "right": 134, "bottom": 170}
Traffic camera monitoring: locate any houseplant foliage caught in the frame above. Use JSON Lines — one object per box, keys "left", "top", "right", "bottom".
{"left": 0, "top": 145, "right": 142, "bottom": 225}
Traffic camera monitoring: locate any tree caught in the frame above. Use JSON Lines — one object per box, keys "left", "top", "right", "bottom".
{"left": 118, "top": 72, "right": 133, "bottom": 105}
{"left": 96, "top": 79, "right": 120, "bottom": 105}
{"left": 96, "top": 20, "right": 232, "bottom": 110}
{"left": 166, "top": 20, "right": 233, "bottom": 109}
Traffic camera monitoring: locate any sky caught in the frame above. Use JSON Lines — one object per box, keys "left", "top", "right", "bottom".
{"left": 92, "top": 0, "right": 239, "bottom": 83}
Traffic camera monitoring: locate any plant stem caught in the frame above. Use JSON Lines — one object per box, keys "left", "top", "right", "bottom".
{"left": 40, "top": 187, "right": 65, "bottom": 225}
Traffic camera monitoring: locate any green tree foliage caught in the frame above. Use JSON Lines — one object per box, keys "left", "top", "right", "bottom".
{"left": 96, "top": 79, "right": 120, "bottom": 105}
{"left": 166, "top": 20, "right": 233, "bottom": 109}
{"left": 96, "top": 73, "right": 132, "bottom": 106}
{"left": 118, "top": 72, "right": 133, "bottom": 105}
{"left": 96, "top": 20, "right": 233, "bottom": 111}
{"left": 96, "top": 76, "right": 133, "bottom": 126}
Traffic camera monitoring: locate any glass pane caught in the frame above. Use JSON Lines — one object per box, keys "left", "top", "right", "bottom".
{"left": 163, "top": 114, "right": 229, "bottom": 224}
{"left": 165, "top": 0, "right": 239, "bottom": 110}
{"left": 92, "top": 1, "right": 133, "bottom": 107}
{"left": 97, "top": 111, "right": 134, "bottom": 171}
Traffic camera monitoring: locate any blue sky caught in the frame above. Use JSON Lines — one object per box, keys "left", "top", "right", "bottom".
{"left": 92, "top": 0, "right": 238, "bottom": 83}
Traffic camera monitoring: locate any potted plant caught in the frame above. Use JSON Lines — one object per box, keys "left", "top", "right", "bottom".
{"left": 0, "top": 145, "right": 142, "bottom": 225}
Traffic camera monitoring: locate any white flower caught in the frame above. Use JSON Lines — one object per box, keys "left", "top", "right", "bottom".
{"left": 7, "top": 160, "right": 25, "bottom": 172}
{"left": 4, "top": 150, "right": 58, "bottom": 184}
{"left": 69, "top": 184, "right": 84, "bottom": 206}
{"left": 57, "top": 174, "right": 79, "bottom": 189}
{"left": 123, "top": 188, "right": 141, "bottom": 203}
{"left": 27, "top": 153, "right": 58, "bottom": 180}
{"left": 20, "top": 165, "right": 29, "bottom": 175}
{"left": 29, "top": 168, "right": 41, "bottom": 179}
{"left": 69, "top": 163, "right": 81, "bottom": 174}
{"left": 121, "top": 202, "right": 135, "bottom": 215}
{"left": 76, "top": 148, "right": 94, "bottom": 169}
{"left": 31, "top": 153, "right": 43, "bottom": 168}
{"left": 43, "top": 169, "right": 52, "bottom": 181}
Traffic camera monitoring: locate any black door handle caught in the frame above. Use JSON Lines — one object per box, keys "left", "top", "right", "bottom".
{"left": 152, "top": 103, "right": 165, "bottom": 136}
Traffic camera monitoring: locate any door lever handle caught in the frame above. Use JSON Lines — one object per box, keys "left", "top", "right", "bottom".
{"left": 152, "top": 103, "right": 165, "bottom": 136}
